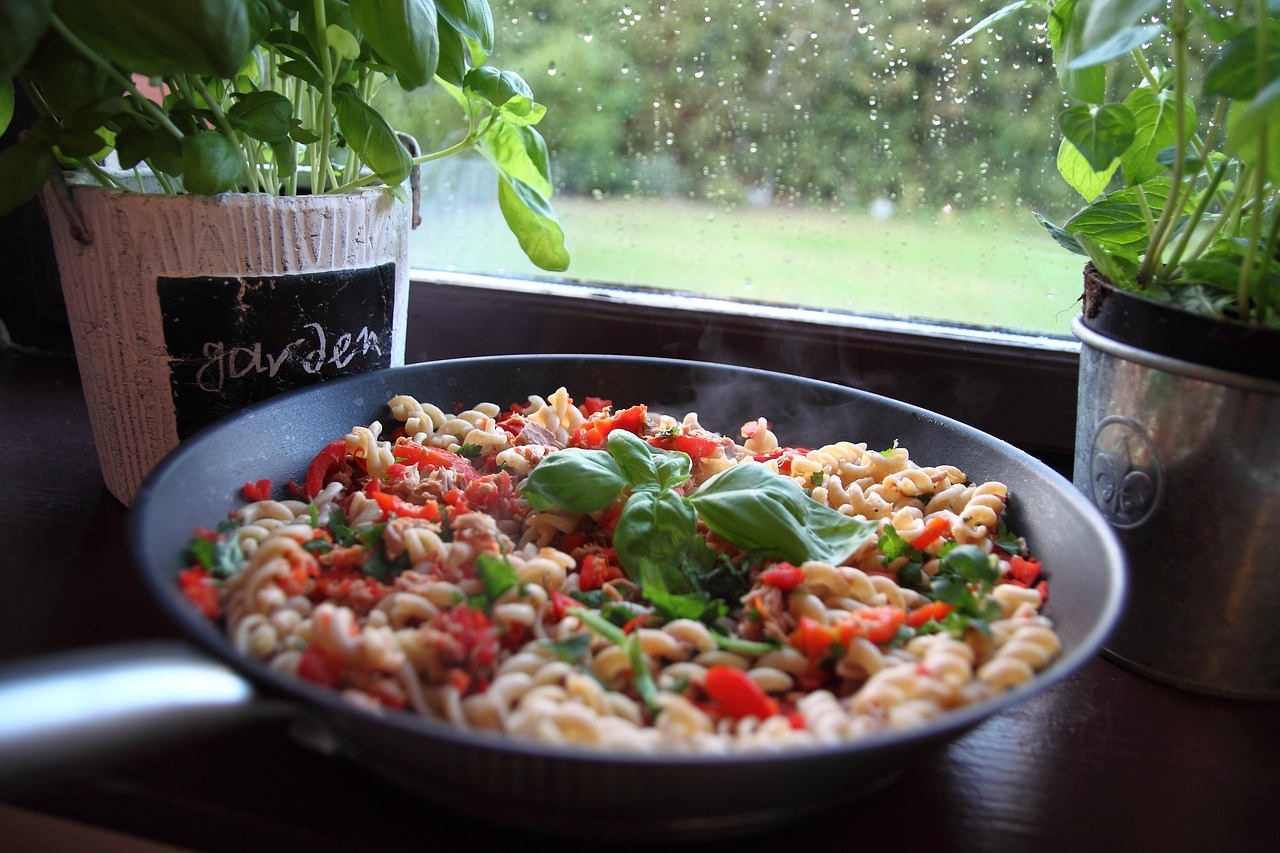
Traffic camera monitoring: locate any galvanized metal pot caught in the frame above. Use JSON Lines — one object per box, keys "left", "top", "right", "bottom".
{"left": 1073, "top": 269, "right": 1280, "bottom": 699}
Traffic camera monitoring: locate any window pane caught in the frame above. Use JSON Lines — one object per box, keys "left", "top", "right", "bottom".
{"left": 379, "top": 0, "right": 1083, "bottom": 336}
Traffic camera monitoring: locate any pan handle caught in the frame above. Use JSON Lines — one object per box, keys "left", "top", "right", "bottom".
{"left": 0, "top": 640, "right": 290, "bottom": 790}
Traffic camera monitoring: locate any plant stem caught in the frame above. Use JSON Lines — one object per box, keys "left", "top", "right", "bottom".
{"left": 1237, "top": 0, "right": 1272, "bottom": 321}
{"left": 313, "top": 0, "right": 336, "bottom": 194}
{"left": 1139, "top": 0, "right": 1190, "bottom": 286}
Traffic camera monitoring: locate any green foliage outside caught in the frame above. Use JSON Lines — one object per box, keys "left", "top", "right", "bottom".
{"left": 376, "top": 0, "right": 1106, "bottom": 335}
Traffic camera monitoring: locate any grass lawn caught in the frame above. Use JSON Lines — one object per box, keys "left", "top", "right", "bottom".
{"left": 410, "top": 189, "right": 1085, "bottom": 337}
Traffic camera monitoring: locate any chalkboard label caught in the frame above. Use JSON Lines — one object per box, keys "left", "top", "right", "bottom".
{"left": 158, "top": 263, "right": 396, "bottom": 438}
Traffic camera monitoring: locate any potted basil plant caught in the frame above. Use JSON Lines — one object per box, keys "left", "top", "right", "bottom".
{"left": 956, "top": 0, "right": 1279, "bottom": 698}
{"left": 0, "top": 0, "right": 570, "bottom": 505}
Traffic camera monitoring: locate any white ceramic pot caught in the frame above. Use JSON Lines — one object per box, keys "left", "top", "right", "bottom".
{"left": 43, "top": 178, "right": 411, "bottom": 505}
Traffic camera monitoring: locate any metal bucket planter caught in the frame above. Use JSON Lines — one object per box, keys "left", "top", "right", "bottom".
{"left": 43, "top": 175, "right": 411, "bottom": 506}
{"left": 1073, "top": 268, "right": 1280, "bottom": 699}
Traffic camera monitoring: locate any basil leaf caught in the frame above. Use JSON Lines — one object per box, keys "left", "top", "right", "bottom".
{"left": 635, "top": 556, "right": 726, "bottom": 623}
{"left": 607, "top": 429, "right": 690, "bottom": 492}
{"left": 612, "top": 489, "right": 698, "bottom": 577}
{"left": 520, "top": 447, "right": 626, "bottom": 512}
{"left": 688, "top": 463, "right": 879, "bottom": 565}
{"left": 475, "top": 552, "right": 517, "bottom": 603}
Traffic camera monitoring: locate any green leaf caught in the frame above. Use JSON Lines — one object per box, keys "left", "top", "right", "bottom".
{"left": 475, "top": 552, "right": 518, "bottom": 602}
{"left": 497, "top": 174, "right": 570, "bottom": 272}
{"left": 181, "top": 130, "right": 245, "bottom": 194}
{"left": 0, "top": 78, "right": 12, "bottom": 137}
{"left": 0, "top": 0, "right": 51, "bottom": 78}
{"left": 1079, "top": 0, "right": 1163, "bottom": 51}
{"left": 1204, "top": 21, "right": 1280, "bottom": 100}
{"left": 1033, "top": 212, "right": 1088, "bottom": 255}
{"left": 634, "top": 556, "right": 726, "bottom": 623}
{"left": 0, "top": 137, "right": 53, "bottom": 213}
{"left": 229, "top": 91, "right": 294, "bottom": 143}
{"left": 435, "top": 13, "right": 468, "bottom": 86}
{"left": 437, "top": 0, "right": 493, "bottom": 54}
{"left": 58, "top": 0, "right": 252, "bottom": 78}
{"left": 1068, "top": 23, "right": 1164, "bottom": 70}
{"left": 612, "top": 489, "right": 699, "bottom": 580}
{"left": 606, "top": 430, "right": 688, "bottom": 493}
{"left": 333, "top": 84, "right": 412, "bottom": 186}
{"left": 520, "top": 447, "right": 626, "bottom": 512}
{"left": 1064, "top": 176, "right": 1175, "bottom": 260}
{"left": 1049, "top": 0, "right": 1107, "bottom": 103}
{"left": 349, "top": 0, "right": 439, "bottom": 90}
{"left": 687, "top": 463, "right": 880, "bottom": 566}
{"left": 185, "top": 531, "right": 243, "bottom": 579}
{"left": 1059, "top": 104, "right": 1137, "bottom": 172}
{"left": 479, "top": 121, "right": 552, "bottom": 195}
{"left": 464, "top": 66, "right": 536, "bottom": 114}
{"left": 1120, "top": 86, "right": 1186, "bottom": 186}
{"left": 951, "top": 1, "right": 1029, "bottom": 46}
{"left": 1057, "top": 137, "right": 1119, "bottom": 201}
{"left": 1226, "top": 80, "right": 1280, "bottom": 183}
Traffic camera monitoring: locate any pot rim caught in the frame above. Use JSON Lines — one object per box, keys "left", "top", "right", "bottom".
{"left": 1080, "top": 265, "right": 1280, "bottom": 383}
{"left": 1073, "top": 316, "right": 1280, "bottom": 394}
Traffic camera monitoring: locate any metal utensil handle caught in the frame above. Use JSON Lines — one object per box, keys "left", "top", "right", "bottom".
{"left": 0, "top": 641, "right": 282, "bottom": 789}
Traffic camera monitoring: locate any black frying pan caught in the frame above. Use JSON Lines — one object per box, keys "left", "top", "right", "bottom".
{"left": 1, "top": 355, "right": 1126, "bottom": 840}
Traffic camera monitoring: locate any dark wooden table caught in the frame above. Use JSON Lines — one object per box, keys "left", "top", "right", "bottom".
{"left": 2, "top": 348, "right": 1276, "bottom": 852}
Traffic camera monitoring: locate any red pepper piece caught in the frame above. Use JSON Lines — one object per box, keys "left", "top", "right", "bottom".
{"left": 704, "top": 665, "right": 780, "bottom": 720}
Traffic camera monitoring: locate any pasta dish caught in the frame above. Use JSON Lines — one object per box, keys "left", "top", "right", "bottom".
{"left": 179, "top": 387, "right": 1060, "bottom": 753}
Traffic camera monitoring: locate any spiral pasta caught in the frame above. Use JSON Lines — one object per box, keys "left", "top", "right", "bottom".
{"left": 176, "top": 385, "right": 1062, "bottom": 755}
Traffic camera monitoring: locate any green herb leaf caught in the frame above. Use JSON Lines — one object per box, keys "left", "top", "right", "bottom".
{"left": 186, "top": 533, "right": 243, "bottom": 579}
{"left": 348, "top": 0, "right": 439, "bottom": 90}
{"left": 333, "top": 84, "right": 413, "bottom": 186}
{"left": 520, "top": 447, "right": 626, "bottom": 512}
{"left": 1058, "top": 104, "right": 1136, "bottom": 172}
{"left": 607, "top": 429, "right": 689, "bottom": 493}
{"left": 475, "top": 552, "right": 518, "bottom": 603}
{"left": 688, "top": 463, "right": 880, "bottom": 565}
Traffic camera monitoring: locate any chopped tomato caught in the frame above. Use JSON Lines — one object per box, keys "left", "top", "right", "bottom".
{"left": 305, "top": 439, "right": 348, "bottom": 499}
{"left": 578, "top": 552, "right": 626, "bottom": 591}
{"left": 392, "top": 438, "right": 480, "bottom": 483}
{"left": 581, "top": 396, "right": 612, "bottom": 416}
{"left": 1007, "top": 555, "right": 1043, "bottom": 588}
{"left": 838, "top": 606, "right": 907, "bottom": 645}
{"left": 906, "top": 601, "right": 955, "bottom": 628}
{"left": 569, "top": 404, "right": 649, "bottom": 449}
{"left": 178, "top": 567, "right": 221, "bottom": 619}
{"left": 368, "top": 490, "right": 442, "bottom": 521}
{"left": 241, "top": 478, "right": 272, "bottom": 502}
{"left": 597, "top": 503, "right": 624, "bottom": 531}
{"left": 909, "top": 515, "right": 951, "bottom": 550}
{"left": 759, "top": 562, "right": 806, "bottom": 591}
{"left": 621, "top": 614, "right": 660, "bottom": 634}
{"left": 647, "top": 431, "right": 721, "bottom": 458}
{"left": 704, "top": 665, "right": 779, "bottom": 720}
{"left": 435, "top": 607, "right": 499, "bottom": 668}
{"left": 550, "top": 589, "right": 577, "bottom": 620}
{"left": 297, "top": 645, "right": 343, "bottom": 688}
{"left": 789, "top": 615, "right": 838, "bottom": 660}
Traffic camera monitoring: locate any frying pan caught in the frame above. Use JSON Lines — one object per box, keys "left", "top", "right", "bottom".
{"left": 0, "top": 355, "right": 1126, "bottom": 840}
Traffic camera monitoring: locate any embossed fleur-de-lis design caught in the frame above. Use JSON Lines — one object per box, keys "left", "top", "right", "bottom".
{"left": 1089, "top": 417, "right": 1162, "bottom": 530}
{"left": 1091, "top": 451, "right": 1156, "bottom": 526}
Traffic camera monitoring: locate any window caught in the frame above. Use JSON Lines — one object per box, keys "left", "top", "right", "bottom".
{"left": 380, "top": 0, "right": 1085, "bottom": 337}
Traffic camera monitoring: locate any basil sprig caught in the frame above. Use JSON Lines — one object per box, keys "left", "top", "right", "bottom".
{"left": 520, "top": 429, "right": 879, "bottom": 619}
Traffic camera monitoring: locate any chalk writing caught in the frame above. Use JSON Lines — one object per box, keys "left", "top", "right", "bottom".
{"left": 194, "top": 323, "right": 384, "bottom": 393}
